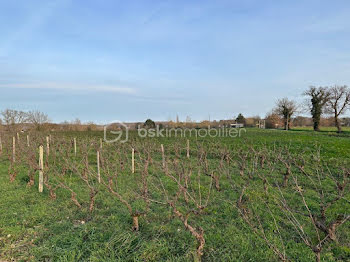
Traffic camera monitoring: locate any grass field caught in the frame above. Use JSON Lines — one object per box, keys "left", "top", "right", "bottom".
{"left": 291, "top": 126, "right": 350, "bottom": 136}
{"left": 0, "top": 128, "right": 349, "bottom": 261}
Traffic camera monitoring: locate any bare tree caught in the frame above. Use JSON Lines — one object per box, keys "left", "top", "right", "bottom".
{"left": 265, "top": 111, "right": 283, "bottom": 129}
{"left": 27, "top": 110, "right": 50, "bottom": 131}
{"left": 72, "top": 118, "right": 83, "bottom": 131}
{"left": 303, "top": 87, "right": 330, "bottom": 131}
{"left": 1, "top": 109, "right": 27, "bottom": 131}
{"left": 325, "top": 85, "right": 350, "bottom": 133}
{"left": 274, "top": 98, "right": 298, "bottom": 130}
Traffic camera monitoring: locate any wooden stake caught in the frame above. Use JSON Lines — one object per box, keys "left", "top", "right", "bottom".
{"left": 46, "top": 136, "right": 50, "bottom": 156}
{"left": 132, "top": 215, "right": 139, "bottom": 231}
{"left": 132, "top": 148, "right": 135, "bottom": 173}
{"left": 97, "top": 151, "right": 101, "bottom": 183}
{"left": 186, "top": 139, "right": 190, "bottom": 158}
{"left": 12, "top": 136, "right": 15, "bottom": 163}
{"left": 161, "top": 144, "right": 165, "bottom": 168}
{"left": 38, "top": 145, "right": 44, "bottom": 192}
{"left": 27, "top": 135, "right": 30, "bottom": 147}
{"left": 100, "top": 138, "right": 103, "bottom": 149}
{"left": 16, "top": 132, "right": 19, "bottom": 142}
{"left": 74, "top": 138, "right": 77, "bottom": 156}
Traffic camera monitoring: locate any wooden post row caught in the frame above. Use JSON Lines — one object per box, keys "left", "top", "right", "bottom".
{"left": 161, "top": 144, "right": 165, "bottom": 168}
{"left": 38, "top": 145, "right": 44, "bottom": 192}
{"left": 74, "top": 138, "right": 77, "bottom": 156}
{"left": 46, "top": 136, "right": 50, "bottom": 156}
{"left": 132, "top": 148, "right": 135, "bottom": 173}
{"left": 97, "top": 150, "right": 101, "bottom": 183}
{"left": 187, "top": 139, "right": 190, "bottom": 158}
{"left": 12, "top": 136, "right": 16, "bottom": 163}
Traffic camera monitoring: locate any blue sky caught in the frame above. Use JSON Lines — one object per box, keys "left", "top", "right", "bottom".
{"left": 1, "top": 0, "right": 350, "bottom": 123}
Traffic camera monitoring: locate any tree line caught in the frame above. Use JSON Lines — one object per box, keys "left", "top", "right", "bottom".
{"left": 273, "top": 85, "right": 350, "bottom": 132}
{"left": 0, "top": 109, "right": 50, "bottom": 131}
{"left": 1, "top": 85, "right": 350, "bottom": 133}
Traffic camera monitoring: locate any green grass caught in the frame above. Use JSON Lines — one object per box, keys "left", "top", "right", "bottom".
{"left": 0, "top": 128, "right": 349, "bottom": 261}
{"left": 292, "top": 126, "right": 350, "bottom": 132}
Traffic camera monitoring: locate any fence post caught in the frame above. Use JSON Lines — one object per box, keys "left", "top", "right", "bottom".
{"left": 27, "top": 135, "right": 30, "bottom": 147}
{"left": 12, "top": 136, "right": 16, "bottom": 163}
{"left": 46, "top": 136, "right": 50, "bottom": 157}
{"left": 0, "top": 136, "right": 2, "bottom": 155}
{"left": 132, "top": 148, "right": 135, "bottom": 173}
{"left": 161, "top": 144, "right": 165, "bottom": 168}
{"left": 38, "top": 145, "right": 44, "bottom": 192}
{"left": 74, "top": 138, "right": 77, "bottom": 156}
{"left": 16, "top": 132, "right": 19, "bottom": 143}
{"left": 97, "top": 150, "right": 101, "bottom": 183}
{"left": 100, "top": 138, "right": 103, "bottom": 149}
{"left": 187, "top": 139, "right": 190, "bottom": 158}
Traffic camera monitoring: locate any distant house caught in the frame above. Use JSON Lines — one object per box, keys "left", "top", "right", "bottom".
{"left": 230, "top": 123, "right": 244, "bottom": 128}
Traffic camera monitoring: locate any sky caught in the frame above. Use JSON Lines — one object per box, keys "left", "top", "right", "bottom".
{"left": 1, "top": 0, "right": 350, "bottom": 123}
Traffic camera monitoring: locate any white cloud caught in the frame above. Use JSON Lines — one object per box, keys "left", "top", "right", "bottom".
{"left": 0, "top": 82, "right": 137, "bottom": 94}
